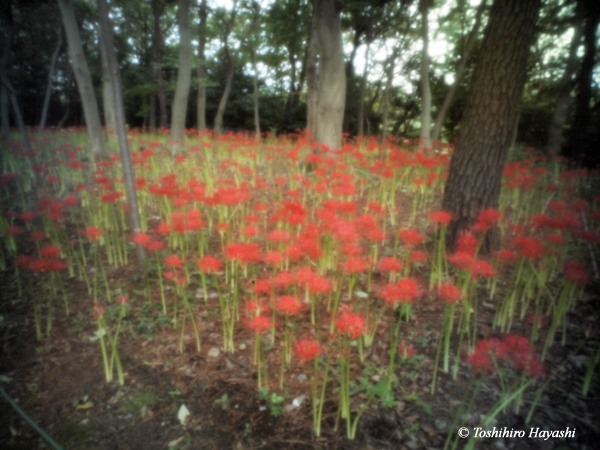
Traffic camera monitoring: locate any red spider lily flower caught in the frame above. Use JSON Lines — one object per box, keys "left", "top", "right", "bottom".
{"left": 20, "top": 211, "right": 36, "bottom": 222}
{"left": 295, "top": 267, "right": 316, "bottom": 285}
{"left": 146, "top": 241, "right": 164, "bottom": 252}
{"left": 456, "top": 231, "right": 478, "bottom": 256}
{"left": 85, "top": 227, "right": 102, "bottom": 242}
{"left": 47, "top": 260, "right": 67, "bottom": 272}
{"left": 6, "top": 225, "right": 24, "bottom": 236}
{"left": 254, "top": 279, "right": 273, "bottom": 296}
{"left": 512, "top": 236, "right": 544, "bottom": 261}
{"left": 156, "top": 223, "right": 171, "bottom": 235}
{"left": 563, "top": 261, "right": 588, "bottom": 286}
{"left": 268, "top": 229, "right": 291, "bottom": 243}
{"left": 495, "top": 249, "right": 518, "bottom": 264}
{"left": 197, "top": 256, "right": 223, "bottom": 273}
{"left": 92, "top": 303, "right": 105, "bottom": 319}
{"left": 165, "top": 255, "right": 183, "bottom": 269}
{"left": 31, "top": 231, "right": 46, "bottom": 241}
{"left": 308, "top": 276, "right": 331, "bottom": 295}
{"left": 335, "top": 308, "right": 366, "bottom": 340}
{"left": 298, "top": 237, "right": 322, "bottom": 261}
{"left": 429, "top": 210, "right": 453, "bottom": 226}
{"left": 502, "top": 335, "right": 545, "bottom": 379}
{"left": 242, "top": 225, "right": 257, "bottom": 238}
{"left": 133, "top": 233, "right": 151, "bottom": 248}
{"left": 40, "top": 245, "right": 61, "bottom": 260}
{"left": 447, "top": 251, "right": 474, "bottom": 270}
{"left": 247, "top": 299, "right": 271, "bottom": 316}
{"left": 476, "top": 208, "right": 501, "bottom": 229}
{"left": 466, "top": 338, "right": 505, "bottom": 376}
{"left": 398, "top": 340, "right": 417, "bottom": 359}
{"left": 246, "top": 315, "right": 272, "bottom": 333}
{"left": 341, "top": 256, "right": 366, "bottom": 274}
{"left": 399, "top": 229, "right": 425, "bottom": 249}
{"left": 410, "top": 251, "right": 426, "bottom": 264}
{"left": 294, "top": 338, "right": 322, "bottom": 364}
{"left": 276, "top": 296, "right": 303, "bottom": 316}
{"left": 16, "top": 255, "right": 35, "bottom": 270}
{"left": 438, "top": 283, "right": 462, "bottom": 303}
{"left": 285, "top": 244, "right": 303, "bottom": 261}
{"left": 546, "top": 233, "right": 564, "bottom": 246}
{"left": 469, "top": 259, "right": 496, "bottom": 279}
{"left": 117, "top": 295, "right": 129, "bottom": 305}
{"left": 378, "top": 257, "right": 402, "bottom": 273}
{"left": 263, "top": 251, "right": 284, "bottom": 266}
{"left": 274, "top": 271, "right": 295, "bottom": 288}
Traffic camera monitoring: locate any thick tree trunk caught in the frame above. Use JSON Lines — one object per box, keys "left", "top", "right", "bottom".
{"left": 431, "top": 0, "right": 487, "bottom": 144}
{"left": 196, "top": 0, "right": 207, "bottom": 131}
{"left": 39, "top": 27, "right": 63, "bottom": 135}
{"left": 419, "top": 0, "right": 431, "bottom": 149}
{"left": 357, "top": 38, "right": 371, "bottom": 137}
{"left": 441, "top": 0, "right": 541, "bottom": 250}
{"left": 99, "top": 31, "right": 116, "bottom": 136}
{"left": 314, "top": 0, "right": 345, "bottom": 153}
{"left": 170, "top": 0, "right": 192, "bottom": 148}
{"left": 566, "top": 0, "right": 600, "bottom": 165}
{"left": 97, "top": 0, "right": 145, "bottom": 266}
{"left": 152, "top": 0, "right": 167, "bottom": 129}
{"left": 0, "top": 64, "right": 35, "bottom": 158}
{"left": 306, "top": 7, "right": 318, "bottom": 140}
{"left": 546, "top": 25, "right": 582, "bottom": 155}
{"left": 57, "top": 0, "right": 106, "bottom": 158}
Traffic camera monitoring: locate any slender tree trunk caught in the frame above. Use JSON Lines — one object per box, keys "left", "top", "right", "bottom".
{"left": 39, "top": 28, "right": 63, "bottom": 135}
{"left": 419, "top": 0, "right": 431, "bottom": 149}
{"left": 357, "top": 38, "right": 371, "bottom": 137}
{"left": 214, "top": 2, "right": 237, "bottom": 136}
{"left": 441, "top": 0, "right": 541, "bottom": 250}
{"left": 196, "top": 0, "right": 207, "bottom": 131}
{"left": 546, "top": 24, "right": 582, "bottom": 155}
{"left": 152, "top": 0, "right": 167, "bottom": 129}
{"left": 99, "top": 30, "right": 116, "bottom": 136}
{"left": 342, "top": 29, "right": 360, "bottom": 134}
{"left": 566, "top": 0, "right": 600, "bottom": 164}
{"left": 57, "top": 0, "right": 106, "bottom": 159}
{"left": 306, "top": 6, "right": 318, "bottom": 140}
{"left": 1, "top": 0, "right": 14, "bottom": 139}
{"left": 97, "top": 0, "right": 145, "bottom": 266}
{"left": 431, "top": 0, "right": 487, "bottom": 144}
{"left": 381, "top": 48, "right": 397, "bottom": 141}
{"left": 252, "top": 49, "right": 260, "bottom": 138}
{"left": 314, "top": 0, "right": 345, "bottom": 153}
{"left": 170, "top": 0, "right": 192, "bottom": 148}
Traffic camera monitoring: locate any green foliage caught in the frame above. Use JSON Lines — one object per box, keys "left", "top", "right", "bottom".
{"left": 258, "top": 388, "right": 287, "bottom": 418}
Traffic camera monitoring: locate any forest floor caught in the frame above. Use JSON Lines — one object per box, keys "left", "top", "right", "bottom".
{"left": 1, "top": 187, "right": 599, "bottom": 450}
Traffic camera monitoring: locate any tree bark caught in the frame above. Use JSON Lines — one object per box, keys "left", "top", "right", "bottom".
{"left": 97, "top": 0, "right": 145, "bottom": 266}
{"left": 1, "top": 0, "right": 14, "bottom": 139}
{"left": 431, "top": 0, "right": 487, "bottom": 144}
{"left": 566, "top": 0, "right": 600, "bottom": 165}
{"left": 214, "top": 2, "right": 237, "bottom": 136}
{"left": 381, "top": 48, "right": 397, "bottom": 141}
{"left": 314, "top": 0, "right": 345, "bottom": 153}
{"left": 419, "top": 0, "right": 431, "bottom": 149}
{"left": 441, "top": 0, "right": 541, "bottom": 250}
{"left": 196, "top": 0, "right": 208, "bottom": 131}
{"left": 252, "top": 49, "right": 260, "bottom": 137}
{"left": 57, "top": 0, "right": 106, "bottom": 159}
{"left": 357, "top": 37, "right": 371, "bottom": 137}
{"left": 99, "top": 30, "right": 116, "bottom": 136}
{"left": 170, "top": 0, "right": 192, "bottom": 148}
{"left": 152, "top": 0, "right": 167, "bottom": 129}
{"left": 39, "top": 27, "right": 63, "bottom": 135}
{"left": 306, "top": 5, "right": 318, "bottom": 140}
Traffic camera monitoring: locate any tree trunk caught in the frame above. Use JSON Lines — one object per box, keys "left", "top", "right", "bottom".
{"left": 39, "top": 27, "right": 63, "bottom": 135}
{"left": 1, "top": 0, "right": 13, "bottom": 139}
{"left": 196, "top": 0, "right": 207, "bottom": 131}
{"left": 252, "top": 49, "right": 260, "bottom": 138}
{"left": 97, "top": 0, "right": 145, "bottom": 266}
{"left": 314, "top": 0, "right": 345, "bottom": 153}
{"left": 431, "top": 0, "right": 487, "bottom": 144}
{"left": 99, "top": 30, "right": 116, "bottom": 136}
{"left": 152, "top": 0, "right": 167, "bottom": 129}
{"left": 441, "top": 0, "right": 541, "bottom": 250}
{"left": 214, "top": 2, "right": 237, "bottom": 136}
{"left": 381, "top": 48, "right": 397, "bottom": 141}
{"left": 357, "top": 38, "right": 371, "bottom": 137}
{"left": 419, "top": 0, "right": 431, "bottom": 149}
{"left": 306, "top": 6, "right": 318, "bottom": 140}
{"left": 546, "top": 24, "right": 582, "bottom": 155}
{"left": 57, "top": 0, "right": 106, "bottom": 159}
{"left": 566, "top": 0, "right": 600, "bottom": 165}
{"left": 170, "top": 0, "right": 192, "bottom": 148}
